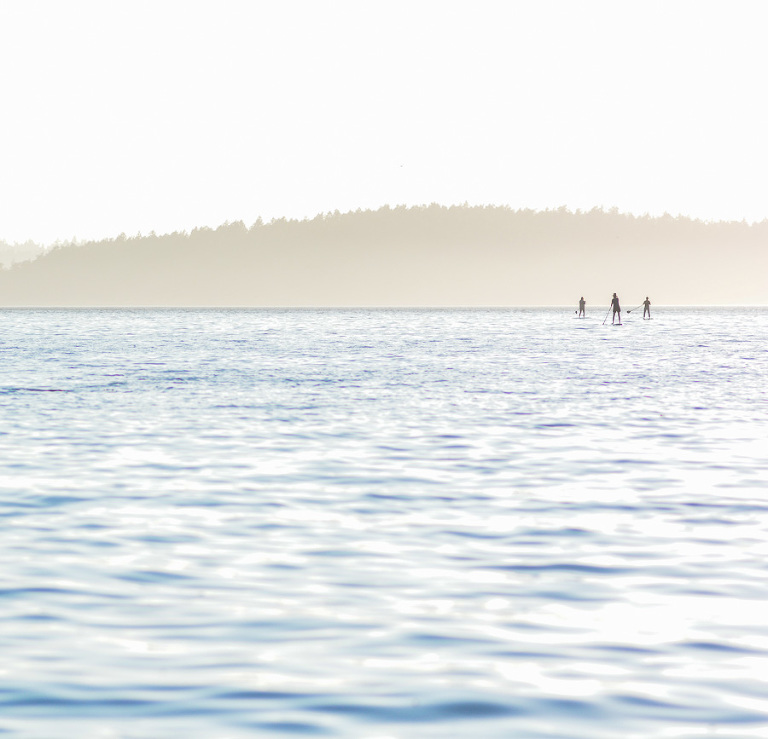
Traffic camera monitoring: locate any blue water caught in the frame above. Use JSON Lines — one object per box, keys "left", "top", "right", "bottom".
{"left": 1, "top": 308, "right": 767, "bottom": 738}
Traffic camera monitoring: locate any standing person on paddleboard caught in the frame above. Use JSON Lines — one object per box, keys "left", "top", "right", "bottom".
{"left": 643, "top": 297, "right": 651, "bottom": 319}
{"left": 610, "top": 293, "right": 621, "bottom": 324}
{"left": 578, "top": 297, "right": 586, "bottom": 317}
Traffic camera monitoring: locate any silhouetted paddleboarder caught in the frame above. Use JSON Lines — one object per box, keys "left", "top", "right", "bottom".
{"left": 610, "top": 293, "right": 621, "bottom": 324}
{"left": 578, "top": 297, "right": 586, "bottom": 317}
{"left": 643, "top": 297, "right": 651, "bottom": 319}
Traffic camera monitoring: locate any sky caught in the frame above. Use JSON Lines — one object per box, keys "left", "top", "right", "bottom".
{"left": 1, "top": 0, "right": 767, "bottom": 245}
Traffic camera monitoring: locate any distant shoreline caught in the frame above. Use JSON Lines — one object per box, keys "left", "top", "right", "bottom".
{"left": 1, "top": 205, "right": 767, "bottom": 307}
{"left": 1, "top": 305, "right": 766, "bottom": 312}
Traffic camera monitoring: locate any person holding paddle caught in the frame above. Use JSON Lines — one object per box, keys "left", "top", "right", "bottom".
{"left": 610, "top": 293, "right": 621, "bottom": 324}
{"left": 643, "top": 296, "right": 651, "bottom": 319}
{"left": 578, "top": 296, "right": 586, "bottom": 317}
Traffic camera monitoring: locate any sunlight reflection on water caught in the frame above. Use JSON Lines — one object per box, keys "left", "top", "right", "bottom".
{"left": 1, "top": 307, "right": 767, "bottom": 738}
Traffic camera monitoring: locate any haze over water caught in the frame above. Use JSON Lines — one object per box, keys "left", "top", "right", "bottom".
{"left": 2, "top": 307, "right": 767, "bottom": 738}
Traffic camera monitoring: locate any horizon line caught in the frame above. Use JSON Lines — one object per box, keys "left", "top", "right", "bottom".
{"left": 1, "top": 304, "right": 766, "bottom": 311}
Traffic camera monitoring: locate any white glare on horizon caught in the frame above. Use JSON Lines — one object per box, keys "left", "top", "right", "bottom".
{"left": 1, "top": 0, "right": 768, "bottom": 245}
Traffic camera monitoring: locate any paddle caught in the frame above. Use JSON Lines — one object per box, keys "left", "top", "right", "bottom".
{"left": 626, "top": 303, "right": 644, "bottom": 314}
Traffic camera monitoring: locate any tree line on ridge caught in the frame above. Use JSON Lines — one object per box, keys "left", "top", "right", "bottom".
{"left": 0, "top": 204, "right": 766, "bottom": 306}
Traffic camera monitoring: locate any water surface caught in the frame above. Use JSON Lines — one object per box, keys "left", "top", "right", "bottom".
{"left": 1, "top": 308, "right": 767, "bottom": 738}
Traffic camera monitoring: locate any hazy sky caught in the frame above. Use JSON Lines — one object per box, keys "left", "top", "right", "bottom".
{"left": 1, "top": 0, "right": 766, "bottom": 244}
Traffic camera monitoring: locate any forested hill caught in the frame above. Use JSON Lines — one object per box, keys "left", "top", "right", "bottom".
{"left": 1, "top": 205, "right": 767, "bottom": 306}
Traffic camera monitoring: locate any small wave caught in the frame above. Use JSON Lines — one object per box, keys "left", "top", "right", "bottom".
{"left": 308, "top": 698, "right": 522, "bottom": 722}
{"left": 486, "top": 563, "right": 632, "bottom": 575}
{"left": 0, "top": 387, "right": 72, "bottom": 393}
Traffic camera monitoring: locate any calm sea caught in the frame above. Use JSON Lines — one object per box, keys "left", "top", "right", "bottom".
{"left": 1, "top": 308, "right": 767, "bottom": 738}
